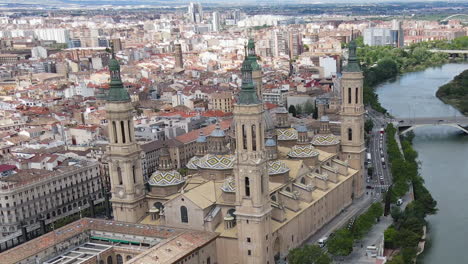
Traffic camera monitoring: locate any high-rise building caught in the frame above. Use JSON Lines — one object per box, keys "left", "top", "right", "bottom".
{"left": 234, "top": 53, "right": 272, "bottom": 264}
{"left": 212, "top": 11, "right": 220, "bottom": 32}
{"left": 106, "top": 55, "right": 147, "bottom": 222}
{"left": 271, "top": 30, "right": 287, "bottom": 57}
{"left": 340, "top": 39, "right": 365, "bottom": 198}
{"left": 188, "top": 2, "right": 203, "bottom": 23}
{"left": 288, "top": 31, "right": 303, "bottom": 59}
{"left": 174, "top": 43, "right": 184, "bottom": 70}
{"left": 111, "top": 38, "right": 122, "bottom": 52}
{"left": 392, "top": 19, "right": 404, "bottom": 48}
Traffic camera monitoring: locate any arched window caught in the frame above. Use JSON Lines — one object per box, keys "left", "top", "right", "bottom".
{"left": 252, "top": 125, "right": 256, "bottom": 151}
{"left": 116, "top": 254, "right": 123, "bottom": 264}
{"left": 348, "top": 87, "right": 352, "bottom": 104}
{"left": 301, "top": 178, "right": 306, "bottom": 185}
{"left": 107, "top": 256, "right": 113, "bottom": 264}
{"left": 355, "top": 87, "right": 359, "bottom": 104}
{"left": 132, "top": 165, "right": 136, "bottom": 183}
{"left": 242, "top": 125, "right": 247, "bottom": 150}
{"left": 285, "top": 186, "right": 291, "bottom": 192}
{"left": 121, "top": 121, "right": 126, "bottom": 143}
{"left": 244, "top": 177, "right": 250, "bottom": 197}
{"left": 126, "top": 256, "right": 132, "bottom": 261}
{"left": 117, "top": 167, "right": 123, "bottom": 185}
{"left": 348, "top": 128, "right": 353, "bottom": 141}
{"left": 227, "top": 208, "right": 236, "bottom": 222}
{"left": 128, "top": 120, "right": 132, "bottom": 142}
{"left": 271, "top": 195, "right": 277, "bottom": 202}
{"left": 112, "top": 121, "right": 118, "bottom": 143}
{"left": 180, "top": 206, "right": 188, "bottom": 223}
{"left": 154, "top": 202, "right": 163, "bottom": 211}
{"left": 99, "top": 260, "right": 104, "bottom": 264}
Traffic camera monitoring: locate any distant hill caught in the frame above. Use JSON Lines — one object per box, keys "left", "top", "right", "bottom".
{"left": 436, "top": 69, "right": 468, "bottom": 115}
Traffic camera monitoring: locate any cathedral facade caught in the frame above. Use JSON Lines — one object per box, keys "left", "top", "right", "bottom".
{"left": 105, "top": 39, "right": 365, "bottom": 264}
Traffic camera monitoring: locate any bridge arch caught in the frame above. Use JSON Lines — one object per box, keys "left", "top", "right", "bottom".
{"left": 441, "top": 14, "right": 468, "bottom": 22}
{"left": 399, "top": 124, "right": 468, "bottom": 135}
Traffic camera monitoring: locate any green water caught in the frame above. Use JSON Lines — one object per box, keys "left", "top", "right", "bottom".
{"left": 375, "top": 63, "right": 468, "bottom": 264}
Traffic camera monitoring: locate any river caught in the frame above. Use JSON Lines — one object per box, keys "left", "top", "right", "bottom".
{"left": 375, "top": 63, "right": 468, "bottom": 264}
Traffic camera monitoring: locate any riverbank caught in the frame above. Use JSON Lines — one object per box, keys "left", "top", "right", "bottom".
{"left": 436, "top": 69, "right": 468, "bottom": 115}
{"left": 375, "top": 63, "right": 468, "bottom": 264}
{"left": 383, "top": 126, "right": 437, "bottom": 264}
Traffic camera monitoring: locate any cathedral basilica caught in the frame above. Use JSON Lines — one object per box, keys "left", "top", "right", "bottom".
{"left": 105, "top": 39, "right": 365, "bottom": 264}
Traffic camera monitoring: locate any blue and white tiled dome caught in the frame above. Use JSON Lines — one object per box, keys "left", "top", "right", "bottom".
{"left": 268, "top": 160, "right": 290, "bottom": 175}
{"left": 277, "top": 128, "right": 298, "bottom": 141}
{"left": 186, "top": 156, "right": 200, "bottom": 170}
{"left": 196, "top": 154, "right": 235, "bottom": 170}
{"left": 288, "top": 144, "right": 319, "bottom": 158}
{"left": 221, "top": 177, "right": 236, "bottom": 193}
{"left": 149, "top": 170, "right": 185, "bottom": 187}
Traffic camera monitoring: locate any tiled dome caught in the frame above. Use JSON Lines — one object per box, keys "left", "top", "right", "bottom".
{"left": 311, "top": 134, "right": 340, "bottom": 146}
{"left": 265, "top": 138, "right": 277, "bottom": 147}
{"left": 288, "top": 144, "right": 319, "bottom": 158}
{"left": 197, "top": 154, "right": 235, "bottom": 170}
{"left": 186, "top": 156, "right": 200, "bottom": 170}
{"left": 277, "top": 128, "right": 298, "bottom": 141}
{"left": 268, "top": 160, "right": 290, "bottom": 175}
{"left": 149, "top": 170, "right": 185, "bottom": 187}
{"left": 221, "top": 177, "right": 236, "bottom": 193}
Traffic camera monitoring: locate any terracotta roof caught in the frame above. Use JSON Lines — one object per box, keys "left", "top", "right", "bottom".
{"left": 175, "top": 119, "right": 232, "bottom": 144}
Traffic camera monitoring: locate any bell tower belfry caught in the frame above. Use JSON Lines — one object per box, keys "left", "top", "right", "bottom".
{"left": 106, "top": 54, "right": 147, "bottom": 222}
{"left": 234, "top": 54, "right": 272, "bottom": 264}
{"left": 340, "top": 40, "right": 366, "bottom": 198}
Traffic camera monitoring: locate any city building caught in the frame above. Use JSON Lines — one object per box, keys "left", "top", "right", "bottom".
{"left": 0, "top": 157, "right": 104, "bottom": 239}
{"left": 100, "top": 39, "right": 365, "bottom": 263}
{"left": 188, "top": 2, "right": 203, "bottom": 23}
{"left": 212, "top": 11, "right": 220, "bottom": 32}
{"left": 0, "top": 218, "right": 218, "bottom": 264}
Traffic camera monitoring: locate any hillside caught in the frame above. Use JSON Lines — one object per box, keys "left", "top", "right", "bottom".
{"left": 436, "top": 69, "right": 468, "bottom": 115}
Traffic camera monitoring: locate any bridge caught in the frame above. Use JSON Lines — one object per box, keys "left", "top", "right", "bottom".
{"left": 396, "top": 116, "right": 468, "bottom": 135}
{"left": 440, "top": 14, "right": 468, "bottom": 22}
{"left": 428, "top": 49, "right": 468, "bottom": 59}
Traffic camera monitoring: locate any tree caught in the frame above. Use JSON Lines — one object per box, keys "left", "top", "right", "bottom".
{"left": 384, "top": 226, "right": 398, "bottom": 249}
{"left": 288, "top": 105, "right": 297, "bottom": 117}
{"left": 387, "top": 255, "right": 405, "bottom": 264}
{"left": 296, "top": 105, "right": 303, "bottom": 115}
{"left": 304, "top": 101, "right": 315, "bottom": 115}
{"left": 288, "top": 245, "right": 331, "bottom": 264}
{"left": 312, "top": 106, "right": 318, "bottom": 119}
{"left": 327, "top": 229, "right": 353, "bottom": 256}
{"left": 390, "top": 207, "right": 403, "bottom": 223}
{"left": 364, "top": 119, "right": 374, "bottom": 134}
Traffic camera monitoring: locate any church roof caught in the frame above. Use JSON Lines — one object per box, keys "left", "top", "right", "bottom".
{"left": 277, "top": 128, "right": 298, "bottom": 141}
{"left": 268, "top": 160, "right": 290, "bottom": 176}
{"left": 221, "top": 177, "right": 236, "bottom": 193}
{"left": 265, "top": 138, "right": 277, "bottom": 147}
{"left": 210, "top": 124, "right": 225, "bottom": 137}
{"left": 288, "top": 144, "right": 319, "bottom": 158}
{"left": 311, "top": 134, "right": 340, "bottom": 146}
{"left": 196, "top": 154, "right": 234, "bottom": 170}
{"left": 186, "top": 156, "right": 200, "bottom": 170}
{"left": 148, "top": 170, "right": 185, "bottom": 187}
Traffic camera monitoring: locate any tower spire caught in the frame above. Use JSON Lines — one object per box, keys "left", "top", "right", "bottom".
{"left": 238, "top": 54, "right": 260, "bottom": 105}
{"left": 344, "top": 37, "right": 360, "bottom": 72}
{"left": 107, "top": 50, "right": 130, "bottom": 102}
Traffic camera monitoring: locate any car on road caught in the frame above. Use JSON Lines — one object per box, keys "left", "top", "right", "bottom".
{"left": 366, "top": 185, "right": 373, "bottom": 189}
{"left": 383, "top": 164, "right": 386, "bottom": 169}
{"left": 318, "top": 237, "right": 328, "bottom": 248}
{"left": 397, "top": 199, "right": 403, "bottom": 206}
{"left": 438, "top": 119, "right": 444, "bottom": 122}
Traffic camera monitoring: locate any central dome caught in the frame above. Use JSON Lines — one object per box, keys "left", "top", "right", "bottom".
{"left": 288, "top": 144, "right": 319, "bottom": 158}
{"left": 196, "top": 154, "right": 235, "bottom": 170}
{"left": 149, "top": 170, "right": 185, "bottom": 187}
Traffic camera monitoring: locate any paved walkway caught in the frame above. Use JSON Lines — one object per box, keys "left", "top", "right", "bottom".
{"left": 335, "top": 215, "right": 393, "bottom": 264}
{"left": 303, "top": 193, "right": 379, "bottom": 246}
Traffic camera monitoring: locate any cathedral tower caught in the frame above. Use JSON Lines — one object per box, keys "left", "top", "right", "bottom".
{"left": 234, "top": 53, "right": 272, "bottom": 264}
{"left": 246, "top": 39, "right": 263, "bottom": 100}
{"left": 106, "top": 55, "right": 147, "bottom": 222}
{"left": 340, "top": 40, "right": 365, "bottom": 198}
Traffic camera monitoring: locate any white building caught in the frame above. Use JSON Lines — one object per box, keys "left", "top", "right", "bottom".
{"left": 212, "top": 12, "right": 220, "bottom": 32}
{"left": 319, "top": 56, "right": 337, "bottom": 78}
{"left": 364, "top": 28, "right": 394, "bottom": 46}
{"left": 34, "top": 28, "right": 70, "bottom": 44}
{"left": 31, "top": 46, "right": 48, "bottom": 59}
